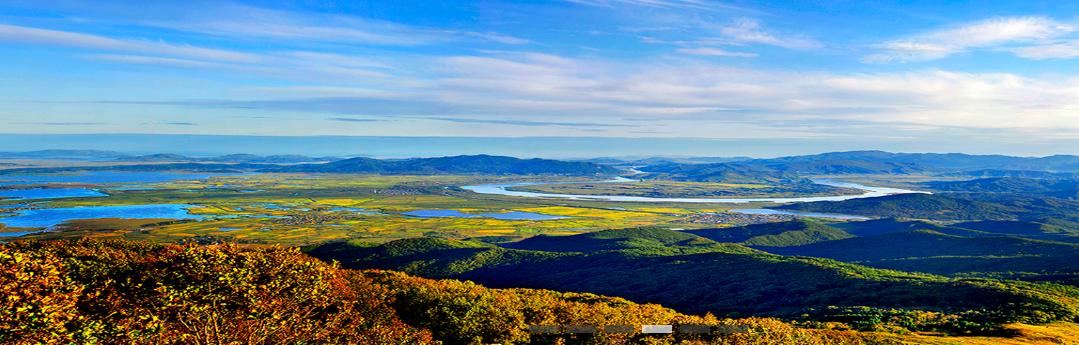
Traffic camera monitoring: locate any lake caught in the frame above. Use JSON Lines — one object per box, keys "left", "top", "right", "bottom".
{"left": 403, "top": 209, "right": 567, "bottom": 220}
{"left": 0, "top": 171, "right": 240, "bottom": 200}
{"left": 0, "top": 204, "right": 203, "bottom": 229}
{"left": 0, "top": 188, "right": 108, "bottom": 200}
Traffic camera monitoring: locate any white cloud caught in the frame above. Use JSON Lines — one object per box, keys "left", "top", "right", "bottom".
{"left": 718, "top": 18, "right": 821, "bottom": 50}
{"left": 463, "top": 32, "right": 532, "bottom": 45}
{"left": 426, "top": 52, "right": 1079, "bottom": 132}
{"left": 567, "top": 0, "right": 720, "bottom": 10}
{"left": 141, "top": 4, "right": 528, "bottom": 46}
{"left": 1012, "top": 41, "right": 1079, "bottom": 59}
{"left": 866, "top": 16, "right": 1075, "bottom": 62}
{"left": 87, "top": 54, "right": 228, "bottom": 68}
{"left": 677, "top": 47, "right": 757, "bottom": 57}
{"left": 0, "top": 23, "right": 259, "bottom": 62}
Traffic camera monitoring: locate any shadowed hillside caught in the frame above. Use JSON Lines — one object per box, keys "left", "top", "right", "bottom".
{"left": 685, "top": 219, "right": 854, "bottom": 247}
{"left": 309, "top": 229, "right": 1079, "bottom": 334}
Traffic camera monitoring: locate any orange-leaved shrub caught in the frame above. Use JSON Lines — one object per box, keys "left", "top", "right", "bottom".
{"left": 0, "top": 239, "right": 431, "bottom": 344}
{"left": 1, "top": 239, "right": 867, "bottom": 344}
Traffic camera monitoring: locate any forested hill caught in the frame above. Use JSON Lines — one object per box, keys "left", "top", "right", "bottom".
{"left": 271, "top": 154, "right": 621, "bottom": 175}
{"left": 774, "top": 193, "right": 1022, "bottom": 220}
{"left": 308, "top": 230, "right": 1079, "bottom": 334}
{"left": 637, "top": 151, "right": 1079, "bottom": 182}
{"left": 4, "top": 239, "right": 875, "bottom": 344}
{"left": 927, "top": 177, "right": 1079, "bottom": 199}
{"left": 685, "top": 219, "right": 854, "bottom": 247}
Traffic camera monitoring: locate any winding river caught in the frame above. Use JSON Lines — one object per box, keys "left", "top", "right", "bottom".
{"left": 461, "top": 178, "right": 925, "bottom": 204}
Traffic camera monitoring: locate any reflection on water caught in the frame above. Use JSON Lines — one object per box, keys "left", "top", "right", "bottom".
{"left": 0, "top": 188, "right": 107, "bottom": 200}
{"left": 0, "top": 204, "right": 202, "bottom": 229}
{"left": 462, "top": 178, "right": 926, "bottom": 204}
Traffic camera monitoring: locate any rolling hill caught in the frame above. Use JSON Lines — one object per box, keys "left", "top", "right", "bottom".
{"left": 637, "top": 151, "right": 1079, "bottom": 182}
{"left": 308, "top": 229, "right": 1079, "bottom": 333}
{"left": 774, "top": 193, "right": 1022, "bottom": 221}
{"left": 684, "top": 219, "right": 854, "bottom": 247}
{"left": 768, "top": 229, "right": 1079, "bottom": 262}
{"left": 927, "top": 177, "right": 1079, "bottom": 199}
{"left": 502, "top": 226, "right": 747, "bottom": 254}
{"left": 5, "top": 239, "right": 880, "bottom": 344}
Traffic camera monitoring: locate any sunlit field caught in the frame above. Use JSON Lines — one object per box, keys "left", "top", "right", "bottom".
{"left": 8, "top": 173, "right": 743, "bottom": 245}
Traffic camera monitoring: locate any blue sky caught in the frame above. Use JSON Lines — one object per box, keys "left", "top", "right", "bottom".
{"left": 3, "top": 0, "right": 1079, "bottom": 156}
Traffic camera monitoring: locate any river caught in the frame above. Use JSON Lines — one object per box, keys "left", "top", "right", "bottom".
{"left": 461, "top": 178, "right": 925, "bottom": 204}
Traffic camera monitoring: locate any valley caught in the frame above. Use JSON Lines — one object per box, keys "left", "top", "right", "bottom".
{"left": 4, "top": 151, "right": 1079, "bottom": 344}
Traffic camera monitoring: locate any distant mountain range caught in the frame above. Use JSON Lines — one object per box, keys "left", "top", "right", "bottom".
{"left": 579, "top": 156, "right": 754, "bottom": 165}
{"left": 272, "top": 154, "right": 620, "bottom": 175}
{"left": 0, "top": 150, "right": 337, "bottom": 164}
{"left": 927, "top": 177, "right": 1079, "bottom": 199}
{"left": 123, "top": 153, "right": 339, "bottom": 164}
{"left": 0, "top": 150, "right": 132, "bottom": 161}
{"left": 0, "top": 154, "right": 620, "bottom": 176}
{"left": 635, "top": 150, "right": 1079, "bottom": 182}
{"left": 9, "top": 149, "right": 1079, "bottom": 178}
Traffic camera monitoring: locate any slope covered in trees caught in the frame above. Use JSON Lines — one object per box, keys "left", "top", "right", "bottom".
{"left": 774, "top": 194, "right": 1022, "bottom": 221}
{"left": 502, "top": 227, "right": 754, "bottom": 255}
{"left": 763, "top": 221, "right": 1079, "bottom": 284}
{"left": 309, "top": 230, "right": 1079, "bottom": 334}
{"left": 927, "top": 177, "right": 1079, "bottom": 199}
{"left": 644, "top": 151, "right": 1079, "bottom": 177}
{"left": 685, "top": 219, "right": 854, "bottom": 247}
{"left": 769, "top": 230, "right": 1079, "bottom": 262}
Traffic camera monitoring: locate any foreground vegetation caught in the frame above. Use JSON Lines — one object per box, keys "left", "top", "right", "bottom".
{"left": 2, "top": 239, "right": 878, "bottom": 344}
{"left": 4, "top": 160, "right": 1079, "bottom": 344}
{"left": 309, "top": 228, "right": 1079, "bottom": 336}
{"left": 9, "top": 239, "right": 1079, "bottom": 344}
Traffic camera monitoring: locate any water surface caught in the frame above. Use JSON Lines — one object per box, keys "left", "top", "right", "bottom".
{"left": 462, "top": 178, "right": 925, "bottom": 204}
{"left": 0, "top": 188, "right": 107, "bottom": 200}
{"left": 0, "top": 204, "right": 202, "bottom": 229}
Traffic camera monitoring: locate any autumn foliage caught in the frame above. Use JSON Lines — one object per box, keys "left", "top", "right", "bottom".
{"left": 0, "top": 239, "right": 866, "bottom": 344}
{"left": 0, "top": 240, "right": 430, "bottom": 344}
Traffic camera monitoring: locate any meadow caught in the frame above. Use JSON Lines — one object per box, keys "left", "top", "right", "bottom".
{"left": 5, "top": 173, "right": 760, "bottom": 246}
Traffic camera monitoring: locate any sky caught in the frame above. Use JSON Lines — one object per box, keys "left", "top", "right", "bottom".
{"left": 3, "top": 0, "right": 1079, "bottom": 157}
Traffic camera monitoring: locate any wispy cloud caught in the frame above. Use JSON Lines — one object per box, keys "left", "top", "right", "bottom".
{"left": 865, "top": 16, "right": 1075, "bottom": 63}
{"left": 677, "top": 47, "right": 757, "bottom": 57}
{"left": 1012, "top": 40, "right": 1079, "bottom": 60}
{"left": 566, "top": 0, "right": 728, "bottom": 10}
{"left": 11, "top": 121, "right": 105, "bottom": 126}
{"left": 329, "top": 117, "right": 381, "bottom": 123}
{"left": 716, "top": 18, "right": 822, "bottom": 50}
{"left": 419, "top": 116, "right": 637, "bottom": 128}
{"left": 0, "top": 23, "right": 259, "bottom": 62}
{"left": 141, "top": 4, "right": 528, "bottom": 46}
{"left": 87, "top": 54, "right": 228, "bottom": 68}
